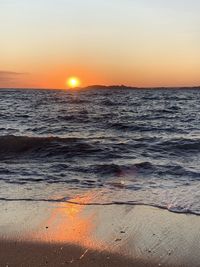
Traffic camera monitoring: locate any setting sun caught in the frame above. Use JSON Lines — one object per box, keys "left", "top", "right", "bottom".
{"left": 66, "top": 77, "right": 81, "bottom": 89}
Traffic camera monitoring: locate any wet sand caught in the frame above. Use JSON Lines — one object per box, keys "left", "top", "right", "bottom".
{"left": 0, "top": 241, "right": 152, "bottom": 267}
{"left": 0, "top": 196, "right": 200, "bottom": 267}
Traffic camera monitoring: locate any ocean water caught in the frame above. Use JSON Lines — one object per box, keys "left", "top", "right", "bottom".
{"left": 0, "top": 88, "right": 200, "bottom": 215}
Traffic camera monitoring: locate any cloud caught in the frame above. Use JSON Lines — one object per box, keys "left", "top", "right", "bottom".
{"left": 0, "top": 70, "right": 28, "bottom": 87}
{"left": 0, "top": 70, "right": 27, "bottom": 76}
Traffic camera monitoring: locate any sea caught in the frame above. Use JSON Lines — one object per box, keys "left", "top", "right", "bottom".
{"left": 0, "top": 88, "right": 200, "bottom": 215}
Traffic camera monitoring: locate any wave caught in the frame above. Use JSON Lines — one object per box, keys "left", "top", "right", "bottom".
{"left": 0, "top": 197, "right": 199, "bottom": 216}
{"left": 1, "top": 135, "right": 200, "bottom": 171}
{"left": 92, "top": 162, "right": 154, "bottom": 177}
{"left": 0, "top": 135, "right": 101, "bottom": 159}
{"left": 157, "top": 138, "right": 200, "bottom": 154}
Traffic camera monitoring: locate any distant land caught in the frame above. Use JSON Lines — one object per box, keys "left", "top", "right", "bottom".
{"left": 84, "top": 85, "right": 200, "bottom": 90}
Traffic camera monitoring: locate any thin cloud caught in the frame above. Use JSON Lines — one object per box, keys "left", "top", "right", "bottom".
{"left": 0, "top": 70, "right": 28, "bottom": 76}
{"left": 0, "top": 70, "right": 29, "bottom": 87}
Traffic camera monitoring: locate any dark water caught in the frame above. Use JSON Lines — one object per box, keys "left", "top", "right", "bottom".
{"left": 0, "top": 88, "right": 200, "bottom": 215}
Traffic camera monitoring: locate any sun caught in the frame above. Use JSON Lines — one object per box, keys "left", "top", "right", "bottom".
{"left": 66, "top": 77, "right": 81, "bottom": 89}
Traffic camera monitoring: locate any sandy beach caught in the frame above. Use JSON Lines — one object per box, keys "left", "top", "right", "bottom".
{"left": 0, "top": 195, "right": 200, "bottom": 267}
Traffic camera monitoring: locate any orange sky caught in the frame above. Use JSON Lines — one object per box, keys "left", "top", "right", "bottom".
{"left": 1, "top": 0, "right": 200, "bottom": 88}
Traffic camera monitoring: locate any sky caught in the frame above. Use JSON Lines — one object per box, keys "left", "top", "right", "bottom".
{"left": 0, "top": 0, "right": 200, "bottom": 88}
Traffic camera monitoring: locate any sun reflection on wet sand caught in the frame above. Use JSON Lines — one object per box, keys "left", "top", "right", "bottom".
{"left": 27, "top": 192, "right": 105, "bottom": 250}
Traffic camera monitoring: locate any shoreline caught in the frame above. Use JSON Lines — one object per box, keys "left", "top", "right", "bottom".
{"left": 0, "top": 197, "right": 199, "bottom": 216}
{"left": 0, "top": 199, "right": 200, "bottom": 266}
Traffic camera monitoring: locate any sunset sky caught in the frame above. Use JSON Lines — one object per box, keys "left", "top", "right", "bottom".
{"left": 1, "top": 0, "right": 200, "bottom": 88}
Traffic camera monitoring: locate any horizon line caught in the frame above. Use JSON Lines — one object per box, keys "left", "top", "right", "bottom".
{"left": 0, "top": 85, "right": 200, "bottom": 90}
